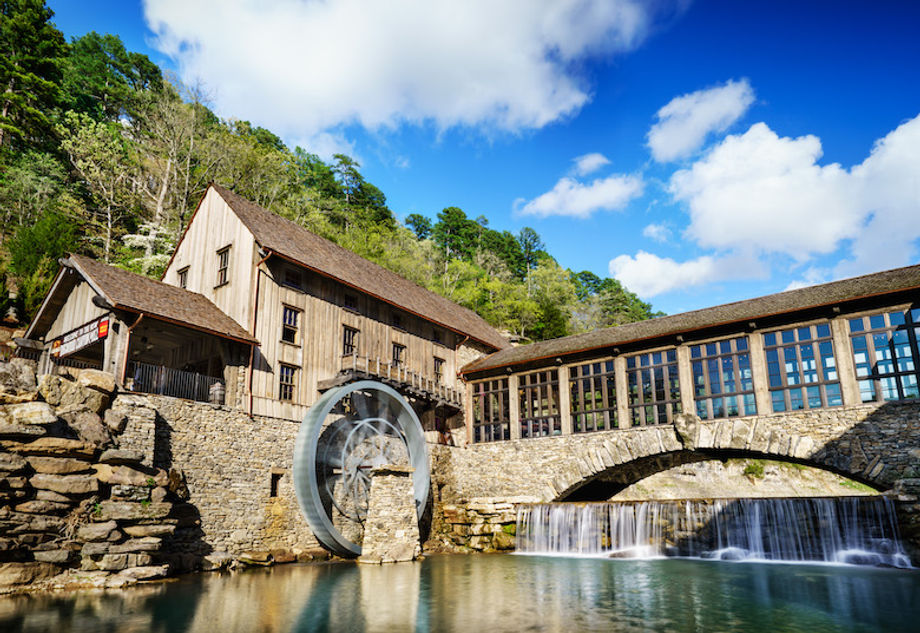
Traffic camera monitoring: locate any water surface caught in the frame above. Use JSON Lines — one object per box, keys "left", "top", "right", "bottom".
{"left": 1, "top": 555, "right": 918, "bottom": 632}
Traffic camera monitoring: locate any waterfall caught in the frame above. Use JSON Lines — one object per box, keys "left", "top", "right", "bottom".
{"left": 515, "top": 496, "right": 911, "bottom": 568}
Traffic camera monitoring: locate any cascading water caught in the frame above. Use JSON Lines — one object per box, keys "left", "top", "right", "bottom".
{"left": 515, "top": 496, "right": 911, "bottom": 568}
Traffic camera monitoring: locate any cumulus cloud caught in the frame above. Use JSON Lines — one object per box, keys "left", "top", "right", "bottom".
{"left": 572, "top": 152, "right": 611, "bottom": 176}
{"left": 647, "top": 79, "right": 755, "bottom": 162}
{"left": 518, "top": 173, "right": 643, "bottom": 218}
{"left": 612, "top": 113, "right": 920, "bottom": 298}
{"left": 642, "top": 222, "right": 672, "bottom": 243}
{"left": 609, "top": 251, "right": 765, "bottom": 297}
{"left": 144, "top": 0, "right": 662, "bottom": 146}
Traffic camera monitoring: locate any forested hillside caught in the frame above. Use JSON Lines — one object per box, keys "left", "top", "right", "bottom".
{"left": 0, "top": 0, "right": 660, "bottom": 342}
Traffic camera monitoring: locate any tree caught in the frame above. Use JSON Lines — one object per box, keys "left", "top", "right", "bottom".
{"left": 432, "top": 206, "right": 475, "bottom": 262}
{"left": 0, "top": 0, "right": 65, "bottom": 148}
{"left": 0, "top": 149, "right": 65, "bottom": 234}
{"left": 405, "top": 213, "right": 432, "bottom": 240}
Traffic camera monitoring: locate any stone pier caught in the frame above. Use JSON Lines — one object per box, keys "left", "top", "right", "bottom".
{"left": 357, "top": 465, "right": 420, "bottom": 564}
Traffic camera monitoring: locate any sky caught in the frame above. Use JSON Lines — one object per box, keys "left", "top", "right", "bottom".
{"left": 47, "top": 0, "right": 920, "bottom": 316}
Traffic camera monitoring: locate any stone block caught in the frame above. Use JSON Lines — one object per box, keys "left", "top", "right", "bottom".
{"left": 492, "top": 531, "right": 515, "bottom": 550}
{"left": 38, "top": 374, "right": 66, "bottom": 407}
{"left": 59, "top": 382, "right": 109, "bottom": 415}
{"left": 6, "top": 437, "right": 97, "bottom": 458}
{"left": 202, "top": 552, "right": 233, "bottom": 571}
{"left": 98, "top": 554, "right": 129, "bottom": 571}
{"left": 468, "top": 535, "right": 491, "bottom": 550}
{"left": 0, "top": 452, "right": 27, "bottom": 473}
{"left": 27, "top": 456, "right": 93, "bottom": 474}
{"left": 95, "top": 501, "right": 172, "bottom": 522}
{"left": 118, "top": 564, "right": 169, "bottom": 581}
{"left": 111, "top": 484, "right": 150, "bottom": 502}
{"left": 33, "top": 549, "right": 73, "bottom": 564}
{"left": 81, "top": 542, "right": 111, "bottom": 556}
{"left": 0, "top": 562, "right": 59, "bottom": 586}
{"left": 59, "top": 408, "right": 111, "bottom": 447}
{"left": 103, "top": 409, "right": 129, "bottom": 434}
{"left": 35, "top": 490, "right": 72, "bottom": 503}
{"left": 0, "top": 401, "right": 57, "bottom": 428}
{"left": 239, "top": 550, "right": 272, "bottom": 565}
{"left": 108, "top": 537, "right": 162, "bottom": 554}
{"left": 99, "top": 448, "right": 145, "bottom": 465}
{"left": 269, "top": 548, "right": 296, "bottom": 563}
{"left": 31, "top": 473, "right": 99, "bottom": 495}
{"left": 0, "top": 359, "right": 37, "bottom": 394}
{"left": 150, "top": 486, "right": 168, "bottom": 503}
{"left": 123, "top": 523, "right": 175, "bottom": 538}
{"left": 78, "top": 369, "right": 117, "bottom": 394}
{"left": 77, "top": 520, "right": 120, "bottom": 542}
{"left": 94, "top": 464, "right": 162, "bottom": 487}
{"left": 15, "top": 499, "right": 72, "bottom": 514}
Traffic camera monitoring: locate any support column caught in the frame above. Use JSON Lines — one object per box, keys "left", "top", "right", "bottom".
{"left": 558, "top": 365, "right": 572, "bottom": 436}
{"left": 676, "top": 344, "right": 695, "bottom": 417}
{"left": 463, "top": 380, "right": 473, "bottom": 446}
{"left": 831, "top": 316, "right": 860, "bottom": 406}
{"left": 614, "top": 356, "right": 629, "bottom": 429}
{"left": 357, "top": 465, "right": 420, "bottom": 564}
{"left": 508, "top": 373, "right": 521, "bottom": 440}
{"left": 748, "top": 331, "right": 772, "bottom": 416}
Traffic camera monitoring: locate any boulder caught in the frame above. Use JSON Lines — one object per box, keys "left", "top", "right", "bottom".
{"left": 0, "top": 423, "right": 46, "bottom": 438}
{"left": 38, "top": 374, "right": 66, "bottom": 407}
{"left": 269, "top": 548, "right": 296, "bottom": 564}
{"left": 30, "top": 473, "right": 99, "bottom": 495}
{"left": 94, "top": 501, "right": 172, "bottom": 522}
{"left": 0, "top": 562, "right": 59, "bottom": 587}
{"left": 99, "top": 448, "right": 145, "bottom": 465}
{"left": 111, "top": 484, "right": 150, "bottom": 502}
{"left": 94, "top": 464, "right": 162, "bottom": 487}
{"left": 103, "top": 409, "right": 128, "bottom": 434}
{"left": 239, "top": 550, "right": 272, "bottom": 565}
{"left": 59, "top": 408, "right": 111, "bottom": 447}
{"left": 492, "top": 530, "right": 515, "bottom": 550}
{"left": 118, "top": 564, "right": 169, "bottom": 581}
{"left": 76, "top": 520, "right": 121, "bottom": 542}
{"left": 98, "top": 554, "right": 129, "bottom": 571}
{"left": 108, "top": 537, "right": 162, "bottom": 554}
{"left": 201, "top": 552, "right": 233, "bottom": 571}
{"left": 78, "top": 369, "right": 117, "bottom": 394}
{"left": 0, "top": 452, "right": 28, "bottom": 473}
{"left": 33, "top": 549, "right": 73, "bottom": 564}
{"left": 0, "top": 401, "right": 57, "bottom": 427}
{"left": 150, "top": 486, "right": 168, "bottom": 503}
{"left": 0, "top": 359, "right": 37, "bottom": 394}
{"left": 123, "top": 523, "right": 175, "bottom": 538}
{"left": 35, "top": 490, "right": 73, "bottom": 503}
{"left": 6, "top": 436, "right": 97, "bottom": 458}
{"left": 59, "top": 382, "right": 109, "bottom": 415}
{"left": 26, "top": 456, "right": 93, "bottom": 474}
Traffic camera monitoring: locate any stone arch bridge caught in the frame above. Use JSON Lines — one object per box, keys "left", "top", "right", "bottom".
{"left": 433, "top": 401, "right": 920, "bottom": 503}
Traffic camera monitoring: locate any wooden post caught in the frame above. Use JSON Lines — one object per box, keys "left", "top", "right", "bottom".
{"left": 615, "top": 356, "right": 629, "bottom": 429}
{"left": 509, "top": 373, "right": 521, "bottom": 440}
{"left": 558, "top": 365, "right": 572, "bottom": 436}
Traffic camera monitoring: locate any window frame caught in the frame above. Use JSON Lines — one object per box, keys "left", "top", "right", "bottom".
{"left": 625, "top": 348, "right": 681, "bottom": 427}
{"left": 472, "top": 378, "right": 510, "bottom": 443}
{"left": 215, "top": 245, "right": 231, "bottom": 287}
{"left": 569, "top": 359, "right": 617, "bottom": 433}
{"left": 763, "top": 321, "right": 842, "bottom": 412}
{"left": 392, "top": 342, "right": 406, "bottom": 367}
{"left": 434, "top": 356, "right": 445, "bottom": 383}
{"left": 848, "top": 306, "right": 920, "bottom": 403}
{"left": 281, "top": 305, "right": 301, "bottom": 346}
{"left": 343, "top": 293, "right": 358, "bottom": 312}
{"left": 690, "top": 336, "right": 757, "bottom": 420}
{"left": 278, "top": 363, "right": 297, "bottom": 402}
{"left": 343, "top": 325, "right": 359, "bottom": 356}
{"left": 177, "top": 266, "right": 189, "bottom": 289}
{"left": 518, "top": 369, "right": 561, "bottom": 439}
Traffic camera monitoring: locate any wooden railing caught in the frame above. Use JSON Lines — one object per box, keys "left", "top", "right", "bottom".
{"left": 339, "top": 353, "right": 463, "bottom": 407}
{"left": 127, "top": 361, "right": 224, "bottom": 405}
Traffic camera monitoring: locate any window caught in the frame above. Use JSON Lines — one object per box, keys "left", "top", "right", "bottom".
{"left": 283, "top": 268, "right": 302, "bottom": 290}
{"left": 519, "top": 370, "right": 561, "bottom": 438}
{"left": 177, "top": 266, "right": 189, "bottom": 289}
{"left": 434, "top": 357, "right": 445, "bottom": 383}
{"left": 281, "top": 306, "right": 300, "bottom": 345}
{"left": 270, "top": 472, "right": 283, "bottom": 498}
{"left": 392, "top": 343, "right": 406, "bottom": 367}
{"left": 570, "top": 360, "right": 617, "bottom": 433}
{"left": 344, "top": 294, "right": 358, "bottom": 311}
{"left": 626, "top": 349, "right": 681, "bottom": 426}
{"left": 216, "top": 246, "right": 230, "bottom": 286}
{"left": 392, "top": 313, "right": 403, "bottom": 330}
{"left": 763, "top": 323, "right": 841, "bottom": 412}
{"left": 343, "top": 326, "right": 359, "bottom": 356}
{"left": 472, "top": 378, "right": 510, "bottom": 443}
{"left": 279, "top": 364, "right": 297, "bottom": 401}
{"left": 849, "top": 308, "right": 920, "bottom": 402}
{"left": 691, "top": 337, "right": 757, "bottom": 420}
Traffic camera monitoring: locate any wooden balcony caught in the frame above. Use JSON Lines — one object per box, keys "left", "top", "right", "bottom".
{"left": 318, "top": 354, "right": 463, "bottom": 410}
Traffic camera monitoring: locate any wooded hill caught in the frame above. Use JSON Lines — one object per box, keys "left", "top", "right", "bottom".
{"left": 0, "top": 0, "right": 660, "bottom": 342}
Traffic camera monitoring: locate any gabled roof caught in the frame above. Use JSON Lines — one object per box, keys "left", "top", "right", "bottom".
{"left": 207, "top": 183, "right": 508, "bottom": 351}
{"left": 461, "top": 262, "right": 920, "bottom": 375}
{"left": 28, "top": 255, "right": 258, "bottom": 346}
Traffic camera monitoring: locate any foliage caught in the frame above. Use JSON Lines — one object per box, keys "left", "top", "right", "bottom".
{"left": 0, "top": 0, "right": 660, "bottom": 340}
{"left": 743, "top": 460, "right": 766, "bottom": 479}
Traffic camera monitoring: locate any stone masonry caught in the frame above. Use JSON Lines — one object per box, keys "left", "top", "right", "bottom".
{"left": 358, "top": 466, "right": 420, "bottom": 564}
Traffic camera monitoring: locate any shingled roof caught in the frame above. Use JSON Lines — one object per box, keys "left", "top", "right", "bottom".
{"left": 209, "top": 183, "right": 508, "bottom": 350}
{"left": 461, "top": 262, "right": 920, "bottom": 375}
{"left": 50, "top": 255, "right": 258, "bottom": 345}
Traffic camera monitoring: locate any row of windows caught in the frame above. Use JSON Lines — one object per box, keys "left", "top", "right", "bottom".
{"left": 472, "top": 308, "right": 920, "bottom": 442}
{"left": 175, "top": 245, "right": 230, "bottom": 289}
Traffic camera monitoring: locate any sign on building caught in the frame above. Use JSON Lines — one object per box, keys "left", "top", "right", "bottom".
{"left": 52, "top": 316, "right": 110, "bottom": 358}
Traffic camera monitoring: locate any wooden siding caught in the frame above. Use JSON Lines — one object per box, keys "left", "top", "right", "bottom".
{"left": 45, "top": 281, "right": 107, "bottom": 341}
{"left": 162, "top": 188, "right": 258, "bottom": 331}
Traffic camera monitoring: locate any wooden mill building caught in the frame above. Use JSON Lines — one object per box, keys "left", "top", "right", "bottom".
{"left": 23, "top": 184, "right": 508, "bottom": 435}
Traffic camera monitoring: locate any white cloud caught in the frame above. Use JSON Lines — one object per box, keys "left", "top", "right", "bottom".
{"left": 572, "top": 152, "right": 611, "bottom": 176}
{"left": 642, "top": 222, "right": 672, "bottom": 243}
{"left": 144, "top": 0, "right": 661, "bottom": 144}
{"left": 670, "top": 122, "right": 861, "bottom": 259}
{"left": 518, "top": 173, "right": 643, "bottom": 218}
{"left": 647, "top": 79, "right": 755, "bottom": 162}
{"left": 609, "top": 251, "right": 765, "bottom": 297}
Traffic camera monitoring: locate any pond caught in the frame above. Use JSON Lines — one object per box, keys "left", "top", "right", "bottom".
{"left": 1, "top": 555, "right": 918, "bottom": 633}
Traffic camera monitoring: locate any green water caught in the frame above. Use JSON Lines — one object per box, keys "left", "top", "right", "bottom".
{"left": 1, "top": 555, "right": 918, "bottom": 632}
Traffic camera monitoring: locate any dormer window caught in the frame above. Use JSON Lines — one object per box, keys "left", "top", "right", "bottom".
{"left": 177, "top": 267, "right": 189, "bottom": 289}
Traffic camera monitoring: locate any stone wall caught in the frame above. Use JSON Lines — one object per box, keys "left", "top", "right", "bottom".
{"left": 115, "top": 395, "right": 319, "bottom": 555}
{"left": 358, "top": 466, "right": 420, "bottom": 564}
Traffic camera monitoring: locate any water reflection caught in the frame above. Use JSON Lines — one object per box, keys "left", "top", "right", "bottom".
{"left": 1, "top": 556, "right": 918, "bottom": 633}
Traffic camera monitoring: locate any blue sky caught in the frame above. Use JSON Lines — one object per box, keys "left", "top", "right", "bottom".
{"left": 48, "top": 0, "right": 920, "bottom": 316}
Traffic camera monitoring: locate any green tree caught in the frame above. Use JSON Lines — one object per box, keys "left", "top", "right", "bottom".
{"left": 432, "top": 206, "right": 475, "bottom": 261}
{"left": 0, "top": 149, "right": 65, "bottom": 234}
{"left": 6, "top": 207, "right": 76, "bottom": 276}
{"left": 0, "top": 0, "right": 65, "bottom": 148}
{"left": 405, "top": 213, "right": 432, "bottom": 240}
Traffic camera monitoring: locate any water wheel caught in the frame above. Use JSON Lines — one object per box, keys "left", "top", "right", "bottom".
{"left": 293, "top": 380, "right": 429, "bottom": 557}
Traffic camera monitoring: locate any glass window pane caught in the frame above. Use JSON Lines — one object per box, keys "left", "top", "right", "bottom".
{"left": 849, "top": 318, "right": 864, "bottom": 333}
{"left": 815, "top": 324, "right": 831, "bottom": 338}
{"left": 870, "top": 314, "right": 886, "bottom": 329}
{"left": 764, "top": 332, "right": 777, "bottom": 347}
{"left": 825, "top": 383, "right": 842, "bottom": 407}
{"left": 771, "top": 391, "right": 786, "bottom": 413}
